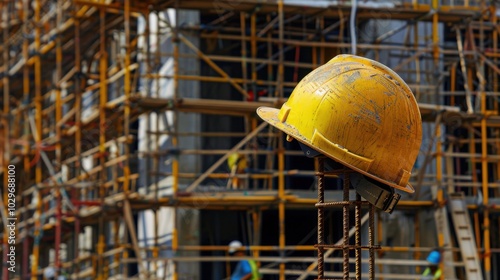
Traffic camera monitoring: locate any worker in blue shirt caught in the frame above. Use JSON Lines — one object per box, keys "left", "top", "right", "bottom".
{"left": 228, "top": 240, "right": 261, "bottom": 280}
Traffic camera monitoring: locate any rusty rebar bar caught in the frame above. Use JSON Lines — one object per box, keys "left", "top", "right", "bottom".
{"left": 369, "top": 204, "right": 375, "bottom": 279}
{"left": 343, "top": 173, "right": 350, "bottom": 280}
{"left": 315, "top": 164, "right": 380, "bottom": 280}
{"left": 317, "top": 157, "right": 325, "bottom": 279}
{"left": 316, "top": 201, "right": 370, "bottom": 207}
{"left": 355, "top": 193, "right": 361, "bottom": 280}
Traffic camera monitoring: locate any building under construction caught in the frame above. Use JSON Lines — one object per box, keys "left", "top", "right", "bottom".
{"left": 1, "top": 0, "right": 500, "bottom": 279}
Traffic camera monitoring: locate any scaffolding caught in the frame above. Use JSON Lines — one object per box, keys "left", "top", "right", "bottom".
{"left": 1, "top": 0, "right": 500, "bottom": 279}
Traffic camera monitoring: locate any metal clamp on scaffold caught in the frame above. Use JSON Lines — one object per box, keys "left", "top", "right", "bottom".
{"left": 350, "top": 173, "right": 401, "bottom": 214}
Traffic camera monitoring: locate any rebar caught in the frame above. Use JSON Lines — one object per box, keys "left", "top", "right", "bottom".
{"left": 343, "top": 172, "right": 350, "bottom": 280}
{"left": 355, "top": 193, "right": 361, "bottom": 280}
{"left": 315, "top": 164, "right": 380, "bottom": 280}
{"left": 317, "top": 157, "right": 325, "bottom": 279}
{"left": 369, "top": 203, "right": 375, "bottom": 279}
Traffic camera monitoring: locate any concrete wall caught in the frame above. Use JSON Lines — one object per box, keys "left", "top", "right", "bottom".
{"left": 137, "top": 9, "right": 201, "bottom": 279}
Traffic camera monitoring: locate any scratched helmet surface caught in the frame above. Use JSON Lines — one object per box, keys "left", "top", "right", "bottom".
{"left": 257, "top": 54, "right": 422, "bottom": 193}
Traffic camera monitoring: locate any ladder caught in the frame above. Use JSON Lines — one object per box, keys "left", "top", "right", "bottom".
{"left": 449, "top": 192, "right": 483, "bottom": 280}
{"left": 431, "top": 186, "right": 457, "bottom": 279}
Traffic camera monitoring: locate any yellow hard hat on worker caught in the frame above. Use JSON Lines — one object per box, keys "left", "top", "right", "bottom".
{"left": 257, "top": 54, "right": 422, "bottom": 193}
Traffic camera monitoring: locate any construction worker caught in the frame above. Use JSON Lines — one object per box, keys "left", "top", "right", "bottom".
{"left": 256, "top": 54, "right": 422, "bottom": 213}
{"left": 227, "top": 153, "right": 248, "bottom": 189}
{"left": 43, "top": 265, "right": 67, "bottom": 280}
{"left": 228, "top": 240, "right": 261, "bottom": 280}
{"left": 422, "top": 250, "right": 442, "bottom": 279}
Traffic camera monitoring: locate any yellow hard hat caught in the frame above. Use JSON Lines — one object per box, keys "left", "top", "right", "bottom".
{"left": 257, "top": 54, "right": 422, "bottom": 193}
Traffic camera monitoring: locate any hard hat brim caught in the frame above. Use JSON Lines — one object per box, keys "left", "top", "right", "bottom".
{"left": 257, "top": 106, "right": 415, "bottom": 194}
